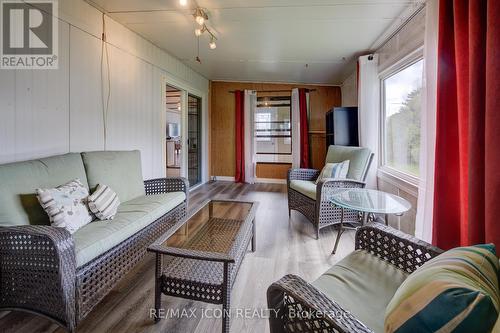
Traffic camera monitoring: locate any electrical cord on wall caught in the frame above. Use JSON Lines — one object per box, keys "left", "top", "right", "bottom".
{"left": 100, "top": 13, "right": 111, "bottom": 150}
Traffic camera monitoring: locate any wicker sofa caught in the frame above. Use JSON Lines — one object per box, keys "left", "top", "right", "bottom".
{"left": 288, "top": 145, "right": 374, "bottom": 240}
{"left": 0, "top": 150, "right": 188, "bottom": 332}
{"left": 267, "top": 222, "right": 444, "bottom": 333}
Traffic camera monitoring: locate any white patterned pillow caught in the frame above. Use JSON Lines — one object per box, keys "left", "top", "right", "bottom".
{"left": 87, "top": 184, "right": 120, "bottom": 220}
{"left": 315, "top": 160, "right": 350, "bottom": 184}
{"left": 36, "top": 179, "right": 93, "bottom": 233}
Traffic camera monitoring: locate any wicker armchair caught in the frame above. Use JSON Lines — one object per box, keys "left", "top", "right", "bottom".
{"left": 0, "top": 177, "right": 188, "bottom": 333}
{"left": 267, "top": 222, "right": 443, "bottom": 333}
{"left": 287, "top": 145, "right": 374, "bottom": 239}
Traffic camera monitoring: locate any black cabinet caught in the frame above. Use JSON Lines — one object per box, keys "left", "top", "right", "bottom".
{"left": 325, "top": 107, "right": 359, "bottom": 147}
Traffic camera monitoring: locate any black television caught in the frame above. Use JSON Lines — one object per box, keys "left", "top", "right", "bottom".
{"left": 325, "top": 107, "right": 359, "bottom": 147}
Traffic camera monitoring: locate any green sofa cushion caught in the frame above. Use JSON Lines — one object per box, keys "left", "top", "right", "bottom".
{"left": 325, "top": 145, "right": 372, "bottom": 181}
{"left": 494, "top": 316, "right": 500, "bottom": 332}
{"left": 290, "top": 180, "right": 316, "bottom": 200}
{"left": 385, "top": 244, "right": 500, "bottom": 333}
{"left": 74, "top": 192, "right": 186, "bottom": 267}
{"left": 0, "top": 153, "right": 89, "bottom": 226}
{"left": 81, "top": 150, "right": 145, "bottom": 203}
{"left": 312, "top": 249, "right": 408, "bottom": 333}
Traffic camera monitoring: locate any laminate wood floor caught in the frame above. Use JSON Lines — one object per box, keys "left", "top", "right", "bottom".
{"left": 0, "top": 181, "right": 355, "bottom": 333}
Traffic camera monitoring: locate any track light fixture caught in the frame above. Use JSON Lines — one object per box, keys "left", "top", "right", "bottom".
{"left": 194, "top": 8, "right": 207, "bottom": 25}
{"left": 195, "top": 15, "right": 204, "bottom": 25}
{"left": 179, "top": 0, "right": 187, "bottom": 6}
{"left": 191, "top": 8, "right": 218, "bottom": 52}
{"left": 194, "top": 26, "right": 205, "bottom": 37}
{"left": 209, "top": 37, "right": 216, "bottom": 49}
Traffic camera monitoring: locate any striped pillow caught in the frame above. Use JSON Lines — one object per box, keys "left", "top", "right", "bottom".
{"left": 315, "top": 160, "right": 350, "bottom": 184}
{"left": 385, "top": 244, "right": 500, "bottom": 333}
{"left": 36, "top": 179, "right": 93, "bottom": 233}
{"left": 88, "top": 184, "right": 120, "bottom": 220}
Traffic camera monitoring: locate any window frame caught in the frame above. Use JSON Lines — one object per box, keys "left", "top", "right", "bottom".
{"left": 379, "top": 46, "right": 424, "bottom": 187}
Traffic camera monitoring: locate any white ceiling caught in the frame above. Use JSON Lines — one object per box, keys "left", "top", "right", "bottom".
{"left": 88, "top": 0, "right": 423, "bottom": 85}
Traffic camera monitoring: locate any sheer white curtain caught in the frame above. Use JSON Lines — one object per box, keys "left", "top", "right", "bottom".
{"left": 357, "top": 54, "right": 380, "bottom": 189}
{"left": 244, "top": 90, "right": 257, "bottom": 184}
{"left": 415, "top": 0, "right": 438, "bottom": 242}
{"left": 291, "top": 88, "right": 301, "bottom": 169}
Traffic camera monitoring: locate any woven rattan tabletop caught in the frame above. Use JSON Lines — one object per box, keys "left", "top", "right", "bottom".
{"left": 148, "top": 199, "right": 257, "bottom": 262}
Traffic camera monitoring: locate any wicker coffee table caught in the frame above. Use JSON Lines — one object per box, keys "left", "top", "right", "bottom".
{"left": 147, "top": 199, "right": 258, "bottom": 333}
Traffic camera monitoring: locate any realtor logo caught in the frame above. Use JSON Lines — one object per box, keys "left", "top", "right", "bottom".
{"left": 1, "top": 0, "right": 58, "bottom": 69}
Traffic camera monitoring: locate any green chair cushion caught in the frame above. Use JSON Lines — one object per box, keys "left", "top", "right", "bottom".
{"left": 325, "top": 145, "right": 372, "bottom": 181}
{"left": 312, "top": 250, "right": 408, "bottom": 333}
{"left": 81, "top": 150, "right": 145, "bottom": 203}
{"left": 73, "top": 192, "right": 186, "bottom": 267}
{"left": 0, "top": 153, "right": 89, "bottom": 226}
{"left": 290, "top": 180, "right": 316, "bottom": 200}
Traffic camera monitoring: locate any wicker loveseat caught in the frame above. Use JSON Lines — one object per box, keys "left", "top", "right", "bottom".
{"left": 288, "top": 145, "right": 373, "bottom": 240}
{"left": 0, "top": 150, "right": 188, "bottom": 332}
{"left": 267, "top": 222, "right": 445, "bottom": 333}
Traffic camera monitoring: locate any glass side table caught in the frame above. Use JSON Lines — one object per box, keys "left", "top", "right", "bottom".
{"left": 327, "top": 188, "right": 411, "bottom": 254}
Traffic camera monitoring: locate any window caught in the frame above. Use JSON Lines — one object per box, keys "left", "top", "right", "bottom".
{"left": 382, "top": 59, "right": 423, "bottom": 177}
{"left": 255, "top": 112, "right": 272, "bottom": 142}
{"left": 254, "top": 96, "right": 292, "bottom": 162}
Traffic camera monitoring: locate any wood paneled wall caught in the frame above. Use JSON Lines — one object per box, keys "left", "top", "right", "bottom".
{"left": 210, "top": 81, "right": 341, "bottom": 177}
{"left": 255, "top": 163, "right": 292, "bottom": 179}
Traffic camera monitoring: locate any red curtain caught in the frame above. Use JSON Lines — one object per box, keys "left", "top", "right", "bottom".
{"left": 298, "top": 88, "right": 310, "bottom": 168}
{"left": 433, "top": 0, "right": 500, "bottom": 249}
{"left": 235, "top": 90, "right": 245, "bottom": 183}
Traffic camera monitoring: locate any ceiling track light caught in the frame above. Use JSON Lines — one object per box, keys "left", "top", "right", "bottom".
{"left": 209, "top": 36, "right": 217, "bottom": 49}
{"left": 192, "top": 7, "right": 218, "bottom": 52}
{"left": 194, "top": 8, "right": 208, "bottom": 26}
{"left": 191, "top": 7, "right": 218, "bottom": 62}
{"left": 194, "top": 26, "right": 206, "bottom": 37}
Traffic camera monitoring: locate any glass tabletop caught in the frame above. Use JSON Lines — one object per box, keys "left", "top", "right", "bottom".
{"left": 163, "top": 200, "right": 255, "bottom": 255}
{"left": 327, "top": 188, "right": 411, "bottom": 215}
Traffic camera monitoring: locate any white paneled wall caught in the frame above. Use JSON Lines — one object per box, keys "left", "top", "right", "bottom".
{"left": 1, "top": 23, "right": 70, "bottom": 162}
{"left": 0, "top": 0, "right": 209, "bottom": 181}
{"left": 69, "top": 26, "right": 104, "bottom": 153}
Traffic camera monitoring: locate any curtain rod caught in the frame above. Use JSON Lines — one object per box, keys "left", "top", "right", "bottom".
{"left": 228, "top": 89, "right": 316, "bottom": 93}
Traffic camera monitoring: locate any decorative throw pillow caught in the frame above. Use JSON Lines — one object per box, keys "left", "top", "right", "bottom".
{"left": 315, "top": 160, "right": 350, "bottom": 184}
{"left": 87, "top": 184, "right": 120, "bottom": 220}
{"left": 385, "top": 244, "right": 500, "bottom": 333}
{"left": 36, "top": 179, "right": 93, "bottom": 233}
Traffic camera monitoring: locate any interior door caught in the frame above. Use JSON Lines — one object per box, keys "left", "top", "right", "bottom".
{"left": 187, "top": 94, "right": 202, "bottom": 187}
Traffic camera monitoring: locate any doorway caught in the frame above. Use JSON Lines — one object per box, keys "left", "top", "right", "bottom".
{"left": 165, "top": 85, "right": 182, "bottom": 178}
{"left": 188, "top": 94, "right": 202, "bottom": 187}
{"left": 164, "top": 82, "right": 204, "bottom": 188}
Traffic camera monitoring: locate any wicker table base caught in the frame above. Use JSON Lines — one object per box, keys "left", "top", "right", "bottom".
{"left": 148, "top": 199, "right": 258, "bottom": 333}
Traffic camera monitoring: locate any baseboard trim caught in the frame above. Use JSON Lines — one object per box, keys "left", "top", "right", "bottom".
{"left": 211, "top": 176, "right": 286, "bottom": 184}
{"left": 213, "top": 176, "right": 236, "bottom": 182}
{"left": 255, "top": 178, "right": 287, "bottom": 184}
